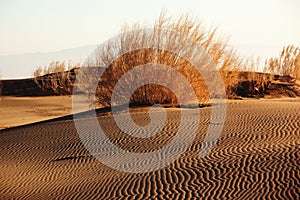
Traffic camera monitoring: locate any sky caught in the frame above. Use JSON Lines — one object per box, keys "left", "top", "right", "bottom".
{"left": 0, "top": 0, "right": 299, "bottom": 78}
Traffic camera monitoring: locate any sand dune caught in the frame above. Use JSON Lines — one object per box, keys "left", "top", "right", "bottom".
{"left": 0, "top": 99, "right": 299, "bottom": 199}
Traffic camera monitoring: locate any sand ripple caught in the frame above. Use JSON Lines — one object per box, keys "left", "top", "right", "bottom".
{"left": 0, "top": 99, "right": 299, "bottom": 199}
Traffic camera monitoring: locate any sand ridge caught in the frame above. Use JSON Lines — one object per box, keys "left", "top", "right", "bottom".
{"left": 0, "top": 99, "right": 299, "bottom": 199}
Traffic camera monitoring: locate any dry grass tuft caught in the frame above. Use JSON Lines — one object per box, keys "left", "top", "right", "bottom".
{"left": 265, "top": 45, "right": 300, "bottom": 79}
{"left": 33, "top": 61, "right": 78, "bottom": 95}
{"left": 78, "top": 11, "right": 245, "bottom": 107}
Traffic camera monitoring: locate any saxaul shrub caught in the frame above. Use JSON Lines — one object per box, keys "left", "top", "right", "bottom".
{"left": 79, "top": 11, "right": 245, "bottom": 107}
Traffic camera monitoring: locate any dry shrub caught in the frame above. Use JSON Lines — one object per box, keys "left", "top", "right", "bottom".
{"left": 79, "top": 11, "right": 245, "bottom": 107}
{"left": 265, "top": 45, "right": 300, "bottom": 78}
{"left": 33, "top": 61, "right": 77, "bottom": 95}
{"left": 95, "top": 49, "right": 210, "bottom": 107}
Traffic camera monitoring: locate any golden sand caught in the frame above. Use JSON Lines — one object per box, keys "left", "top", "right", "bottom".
{"left": 0, "top": 98, "right": 299, "bottom": 199}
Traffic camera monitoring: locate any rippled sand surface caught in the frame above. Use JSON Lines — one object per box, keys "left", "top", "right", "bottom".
{"left": 0, "top": 99, "right": 299, "bottom": 199}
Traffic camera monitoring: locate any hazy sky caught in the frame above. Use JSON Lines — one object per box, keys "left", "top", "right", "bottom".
{"left": 1, "top": 0, "right": 299, "bottom": 55}
{"left": 0, "top": 0, "right": 299, "bottom": 79}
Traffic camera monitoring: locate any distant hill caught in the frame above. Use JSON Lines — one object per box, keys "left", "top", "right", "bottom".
{"left": 0, "top": 45, "right": 96, "bottom": 79}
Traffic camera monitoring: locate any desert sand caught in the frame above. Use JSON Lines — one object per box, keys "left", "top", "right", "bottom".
{"left": 0, "top": 96, "right": 99, "bottom": 130}
{"left": 0, "top": 96, "right": 73, "bottom": 130}
{"left": 0, "top": 98, "right": 299, "bottom": 199}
